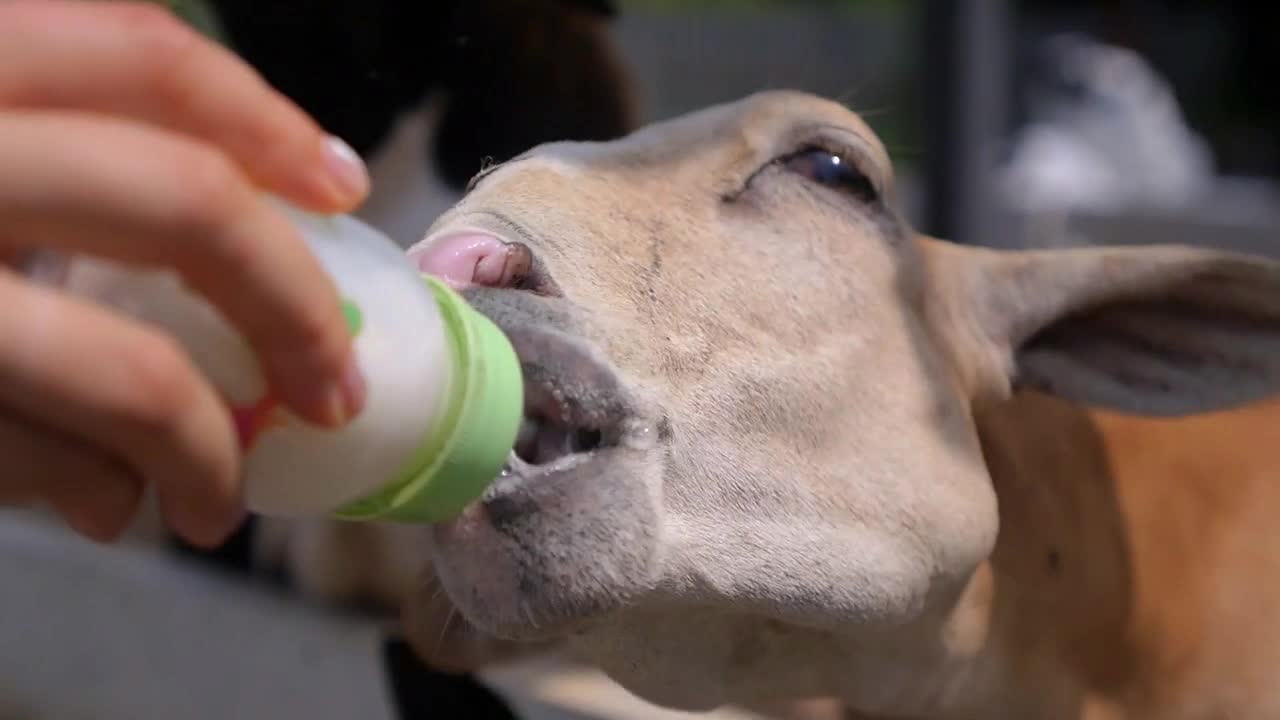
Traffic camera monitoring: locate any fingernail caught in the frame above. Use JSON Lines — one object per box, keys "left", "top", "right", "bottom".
{"left": 218, "top": 507, "right": 250, "bottom": 542}
{"left": 334, "top": 355, "right": 367, "bottom": 424}
{"left": 187, "top": 512, "right": 244, "bottom": 550}
{"left": 61, "top": 505, "right": 115, "bottom": 544}
{"left": 157, "top": 488, "right": 244, "bottom": 550}
{"left": 322, "top": 135, "right": 370, "bottom": 203}
{"left": 54, "top": 471, "right": 142, "bottom": 543}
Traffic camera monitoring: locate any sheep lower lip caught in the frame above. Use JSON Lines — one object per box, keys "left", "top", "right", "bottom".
{"left": 501, "top": 448, "right": 598, "bottom": 481}
{"left": 486, "top": 444, "right": 618, "bottom": 507}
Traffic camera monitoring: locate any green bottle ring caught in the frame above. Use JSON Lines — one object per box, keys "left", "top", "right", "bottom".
{"left": 334, "top": 276, "right": 523, "bottom": 523}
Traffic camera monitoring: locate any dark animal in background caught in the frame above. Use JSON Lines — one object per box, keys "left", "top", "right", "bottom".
{"left": 211, "top": 0, "right": 637, "bottom": 190}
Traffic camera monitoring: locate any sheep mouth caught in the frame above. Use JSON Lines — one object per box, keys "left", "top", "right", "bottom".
{"left": 497, "top": 324, "right": 632, "bottom": 480}
{"left": 512, "top": 410, "right": 605, "bottom": 467}
{"left": 429, "top": 302, "right": 661, "bottom": 643}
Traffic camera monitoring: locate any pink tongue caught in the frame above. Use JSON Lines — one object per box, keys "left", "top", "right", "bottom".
{"left": 410, "top": 233, "right": 509, "bottom": 290}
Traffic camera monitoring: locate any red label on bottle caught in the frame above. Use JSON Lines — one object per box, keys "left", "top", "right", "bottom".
{"left": 229, "top": 394, "right": 285, "bottom": 451}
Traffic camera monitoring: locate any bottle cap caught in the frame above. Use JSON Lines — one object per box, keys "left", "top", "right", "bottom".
{"left": 334, "top": 276, "right": 523, "bottom": 523}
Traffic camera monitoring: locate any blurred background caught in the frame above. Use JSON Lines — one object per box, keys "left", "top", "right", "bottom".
{"left": 616, "top": 0, "right": 1280, "bottom": 257}
{"left": 2, "top": 1, "right": 1277, "bottom": 719}
{"left": 618, "top": 0, "right": 1280, "bottom": 255}
{"left": 338, "top": 0, "right": 1280, "bottom": 259}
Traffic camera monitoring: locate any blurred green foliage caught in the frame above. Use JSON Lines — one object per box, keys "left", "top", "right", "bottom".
{"left": 131, "top": 0, "right": 226, "bottom": 42}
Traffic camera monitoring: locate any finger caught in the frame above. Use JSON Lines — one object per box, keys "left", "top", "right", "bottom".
{"left": 0, "top": 409, "right": 144, "bottom": 543}
{"left": 0, "top": 270, "right": 243, "bottom": 548}
{"left": 0, "top": 111, "right": 364, "bottom": 427}
{"left": 0, "top": 0, "right": 368, "bottom": 212}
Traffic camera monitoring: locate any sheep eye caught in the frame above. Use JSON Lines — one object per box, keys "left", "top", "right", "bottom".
{"left": 781, "top": 147, "right": 878, "bottom": 203}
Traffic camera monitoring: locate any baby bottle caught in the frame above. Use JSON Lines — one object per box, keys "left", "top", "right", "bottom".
{"left": 23, "top": 197, "right": 523, "bottom": 523}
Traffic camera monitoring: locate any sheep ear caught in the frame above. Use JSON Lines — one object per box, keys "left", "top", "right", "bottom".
{"left": 432, "top": 0, "right": 638, "bottom": 190}
{"left": 922, "top": 237, "right": 1280, "bottom": 416}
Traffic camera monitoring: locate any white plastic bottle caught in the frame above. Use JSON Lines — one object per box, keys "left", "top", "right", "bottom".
{"left": 23, "top": 197, "right": 523, "bottom": 523}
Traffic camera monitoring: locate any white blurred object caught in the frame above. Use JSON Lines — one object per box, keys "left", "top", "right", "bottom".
{"left": 997, "top": 33, "right": 1215, "bottom": 214}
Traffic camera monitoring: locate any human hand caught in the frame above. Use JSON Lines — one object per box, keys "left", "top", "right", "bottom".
{"left": 0, "top": 0, "right": 370, "bottom": 547}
